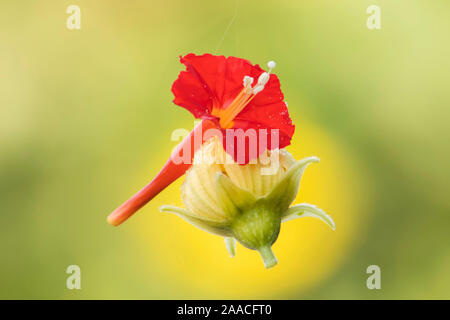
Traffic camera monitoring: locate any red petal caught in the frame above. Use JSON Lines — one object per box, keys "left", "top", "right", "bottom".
{"left": 172, "top": 53, "right": 295, "bottom": 164}
{"left": 171, "top": 53, "right": 265, "bottom": 118}
{"left": 222, "top": 116, "right": 294, "bottom": 164}
{"left": 171, "top": 68, "right": 214, "bottom": 119}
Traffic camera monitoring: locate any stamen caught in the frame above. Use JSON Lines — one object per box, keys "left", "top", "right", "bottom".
{"left": 243, "top": 76, "right": 254, "bottom": 87}
{"left": 252, "top": 84, "right": 264, "bottom": 95}
{"left": 257, "top": 72, "right": 270, "bottom": 86}
{"left": 219, "top": 89, "right": 253, "bottom": 128}
{"left": 219, "top": 60, "right": 276, "bottom": 128}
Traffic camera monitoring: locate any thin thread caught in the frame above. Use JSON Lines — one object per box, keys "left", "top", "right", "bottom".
{"left": 214, "top": 0, "right": 239, "bottom": 54}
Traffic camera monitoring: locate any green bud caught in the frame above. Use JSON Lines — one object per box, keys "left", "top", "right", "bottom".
{"left": 230, "top": 200, "right": 281, "bottom": 268}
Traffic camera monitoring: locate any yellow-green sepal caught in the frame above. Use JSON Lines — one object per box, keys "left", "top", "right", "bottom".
{"left": 224, "top": 237, "right": 236, "bottom": 257}
{"left": 265, "top": 156, "right": 319, "bottom": 212}
{"left": 282, "top": 203, "right": 335, "bottom": 230}
{"left": 160, "top": 205, "right": 232, "bottom": 237}
{"left": 215, "top": 172, "right": 256, "bottom": 217}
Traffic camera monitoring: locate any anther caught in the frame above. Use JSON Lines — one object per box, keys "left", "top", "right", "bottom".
{"left": 257, "top": 72, "right": 270, "bottom": 86}
{"left": 252, "top": 84, "right": 264, "bottom": 95}
{"left": 257, "top": 60, "right": 276, "bottom": 88}
{"left": 243, "top": 76, "right": 254, "bottom": 87}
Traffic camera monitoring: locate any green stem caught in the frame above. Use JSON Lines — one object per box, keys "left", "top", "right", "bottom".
{"left": 258, "top": 246, "right": 278, "bottom": 269}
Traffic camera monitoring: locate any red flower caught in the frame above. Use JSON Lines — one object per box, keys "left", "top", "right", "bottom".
{"left": 172, "top": 53, "right": 294, "bottom": 163}
{"left": 107, "top": 54, "right": 294, "bottom": 226}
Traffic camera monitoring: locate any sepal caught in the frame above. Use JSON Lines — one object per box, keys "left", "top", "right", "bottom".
{"left": 224, "top": 237, "right": 236, "bottom": 257}
{"left": 160, "top": 205, "right": 232, "bottom": 237}
{"left": 282, "top": 203, "right": 335, "bottom": 230}
{"left": 215, "top": 172, "right": 256, "bottom": 217}
{"left": 265, "top": 156, "right": 319, "bottom": 211}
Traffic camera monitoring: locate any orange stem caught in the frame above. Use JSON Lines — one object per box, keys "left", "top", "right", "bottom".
{"left": 107, "top": 119, "right": 218, "bottom": 226}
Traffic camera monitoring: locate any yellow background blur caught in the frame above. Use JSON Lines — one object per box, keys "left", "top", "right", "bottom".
{"left": 1, "top": 0, "right": 449, "bottom": 299}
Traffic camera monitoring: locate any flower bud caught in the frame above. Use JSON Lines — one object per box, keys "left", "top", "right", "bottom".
{"left": 160, "top": 136, "right": 335, "bottom": 268}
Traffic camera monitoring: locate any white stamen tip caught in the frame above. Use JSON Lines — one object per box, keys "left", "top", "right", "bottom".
{"left": 252, "top": 84, "right": 264, "bottom": 95}
{"left": 267, "top": 60, "right": 276, "bottom": 70}
{"left": 257, "top": 72, "right": 270, "bottom": 86}
{"left": 243, "top": 76, "right": 254, "bottom": 87}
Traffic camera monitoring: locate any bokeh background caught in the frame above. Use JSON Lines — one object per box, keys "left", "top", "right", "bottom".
{"left": 1, "top": 0, "right": 449, "bottom": 299}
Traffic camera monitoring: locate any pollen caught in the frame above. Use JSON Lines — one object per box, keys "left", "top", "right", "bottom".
{"left": 218, "top": 60, "right": 276, "bottom": 128}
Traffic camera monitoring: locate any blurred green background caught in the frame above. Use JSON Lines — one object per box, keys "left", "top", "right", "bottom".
{"left": 1, "top": 0, "right": 449, "bottom": 299}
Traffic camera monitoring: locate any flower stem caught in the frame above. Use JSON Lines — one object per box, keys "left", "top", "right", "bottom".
{"left": 258, "top": 246, "right": 278, "bottom": 269}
